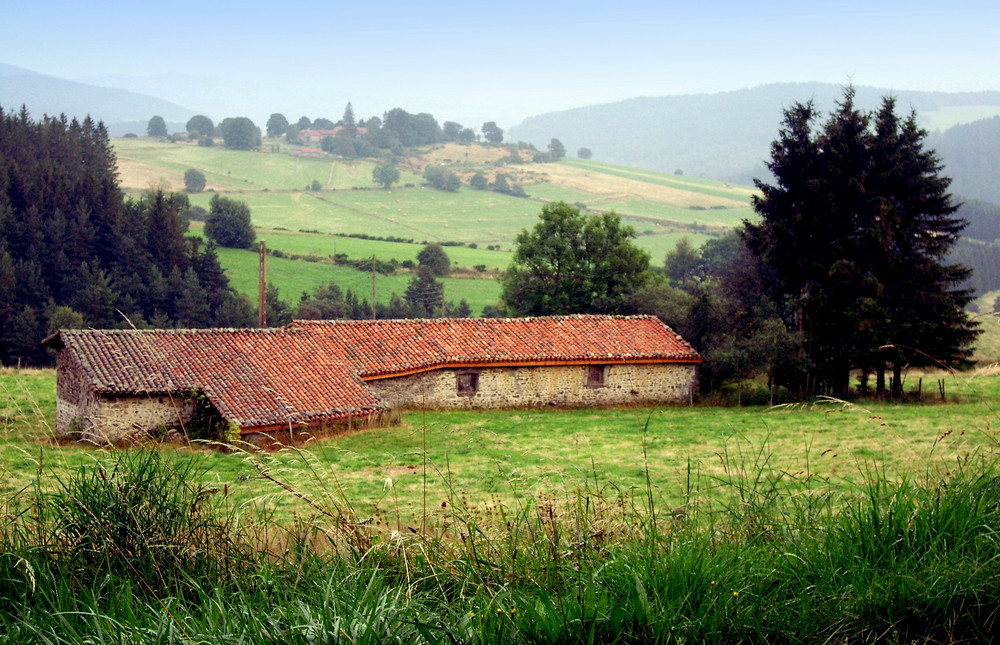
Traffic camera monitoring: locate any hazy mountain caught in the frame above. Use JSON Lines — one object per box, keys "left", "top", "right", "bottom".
{"left": 508, "top": 83, "right": 1000, "bottom": 188}
{"left": 0, "top": 63, "right": 199, "bottom": 135}
{"left": 930, "top": 116, "right": 1000, "bottom": 204}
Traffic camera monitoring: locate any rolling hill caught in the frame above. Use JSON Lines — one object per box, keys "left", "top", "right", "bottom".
{"left": 113, "top": 137, "right": 755, "bottom": 311}
{"left": 0, "top": 63, "right": 199, "bottom": 135}
{"left": 507, "top": 82, "right": 1000, "bottom": 192}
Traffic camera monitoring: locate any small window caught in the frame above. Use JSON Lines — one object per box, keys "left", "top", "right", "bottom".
{"left": 456, "top": 370, "right": 479, "bottom": 395}
{"left": 587, "top": 365, "right": 607, "bottom": 387}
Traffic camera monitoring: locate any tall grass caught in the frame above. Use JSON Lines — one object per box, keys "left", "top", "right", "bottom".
{"left": 3, "top": 424, "right": 999, "bottom": 643}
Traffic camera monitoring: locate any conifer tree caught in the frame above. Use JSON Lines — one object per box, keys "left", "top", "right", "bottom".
{"left": 744, "top": 88, "right": 978, "bottom": 397}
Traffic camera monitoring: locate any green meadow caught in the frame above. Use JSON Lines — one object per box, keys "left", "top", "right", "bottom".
{"left": 112, "top": 138, "right": 758, "bottom": 309}
{"left": 214, "top": 246, "right": 502, "bottom": 313}
{"left": 4, "top": 364, "right": 1000, "bottom": 642}
{"left": 115, "top": 137, "right": 421, "bottom": 192}
{"left": 4, "top": 366, "right": 999, "bottom": 519}
{"left": 243, "top": 226, "right": 511, "bottom": 269}
{"left": 187, "top": 187, "right": 544, "bottom": 245}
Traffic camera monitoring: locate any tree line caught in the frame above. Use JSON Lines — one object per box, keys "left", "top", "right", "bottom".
{"left": 265, "top": 243, "right": 472, "bottom": 325}
{"left": 155, "top": 103, "right": 584, "bottom": 169}
{"left": 1, "top": 106, "right": 256, "bottom": 366}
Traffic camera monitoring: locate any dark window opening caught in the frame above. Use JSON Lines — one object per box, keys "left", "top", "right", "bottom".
{"left": 587, "top": 365, "right": 607, "bottom": 387}
{"left": 457, "top": 370, "right": 479, "bottom": 395}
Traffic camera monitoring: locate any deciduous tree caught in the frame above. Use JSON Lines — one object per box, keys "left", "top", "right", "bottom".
{"left": 184, "top": 168, "right": 206, "bottom": 193}
{"left": 502, "top": 201, "right": 650, "bottom": 315}
{"left": 548, "top": 138, "right": 566, "bottom": 160}
{"left": 146, "top": 115, "right": 167, "bottom": 137}
{"left": 219, "top": 117, "right": 260, "bottom": 150}
{"left": 372, "top": 162, "right": 400, "bottom": 190}
{"left": 185, "top": 115, "right": 214, "bottom": 138}
{"left": 204, "top": 194, "right": 255, "bottom": 249}
{"left": 417, "top": 243, "right": 450, "bottom": 276}
{"left": 481, "top": 121, "right": 503, "bottom": 144}
{"left": 266, "top": 113, "right": 289, "bottom": 137}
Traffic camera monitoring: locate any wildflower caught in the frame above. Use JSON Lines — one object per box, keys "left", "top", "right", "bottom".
{"left": 470, "top": 612, "right": 476, "bottom": 619}
{"left": 733, "top": 591, "right": 739, "bottom": 598}
{"left": 710, "top": 580, "right": 716, "bottom": 586}
{"left": 496, "top": 608, "right": 503, "bottom": 614}
{"left": 511, "top": 608, "right": 516, "bottom": 614}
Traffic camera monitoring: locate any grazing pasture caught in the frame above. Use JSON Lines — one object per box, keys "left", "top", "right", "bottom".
{"left": 113, "top": 138, "right": 754, "bottom": 309}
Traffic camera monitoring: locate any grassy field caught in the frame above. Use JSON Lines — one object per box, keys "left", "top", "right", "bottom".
{"left": 186, "top": 187, "right": 546, "bottom": 245}
{"left": 4, "top": 367, "right": 1000, "bottom": 642}
{"left": 114, "top": 137, "right": 422, "bottom": 193}
{"left": 111, "top": 138, "right": 760, "bottom": 310}
{"left": 214, "top": 246, "right": 502, "bottom": 312}
{"left": 237, "top": 226, "right": 512, "bottom": 270}
{"left": 4, "top": 366, "right": 999, "bottom": 520}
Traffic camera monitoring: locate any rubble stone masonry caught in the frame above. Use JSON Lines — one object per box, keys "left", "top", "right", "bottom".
{"left": 55, "top": 350, "right": 196, "bottom": 443}
{"left": 365, "top": 363, "right": 697, "bottom": 409}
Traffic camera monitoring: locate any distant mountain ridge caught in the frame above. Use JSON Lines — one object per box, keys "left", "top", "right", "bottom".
{"left": 0, "top": 63, "right": 198, "bottom": 135}
{"left": 508, "top": 82, "right": 1000, "bottom": 196}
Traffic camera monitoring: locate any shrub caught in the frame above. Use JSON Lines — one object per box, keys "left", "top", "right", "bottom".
{"left": 184, "top": 168, "right": 206, "bottom": 193}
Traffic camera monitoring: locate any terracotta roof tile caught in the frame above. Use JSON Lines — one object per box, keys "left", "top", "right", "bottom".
{"left": 289, "top": 315, "right": 700, "bottom": 378}
{"left": 51, "top": 315, "right": 699, "bottom": 433}
{"left": 55, "top": 329, "right": 384, "bottom": 431}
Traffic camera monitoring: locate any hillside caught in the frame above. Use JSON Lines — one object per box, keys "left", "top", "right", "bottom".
{"left": 507, "top": 82, "right": 1000, "bottom": 191}
{"left": 113, "top": 137, "right": 754, "bottom": 311}
{"left": 930, "top": 116, "right": 1000, "bottom": 204}
{"left": 0, "top": 64, "right": 198, "bottom": 135}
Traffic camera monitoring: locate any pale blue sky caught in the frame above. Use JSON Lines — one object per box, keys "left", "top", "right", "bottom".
{"left": 2, "top": 0, "right": 998, "bottom": 127}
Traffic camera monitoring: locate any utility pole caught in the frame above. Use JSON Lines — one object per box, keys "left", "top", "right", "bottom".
{"left": 371, "top": 254, "right": 376, "bottom": 320}
{"left": 258, "top": 240, "right": 267, "bottom": 328}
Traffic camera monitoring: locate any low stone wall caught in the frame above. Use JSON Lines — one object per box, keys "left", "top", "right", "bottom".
{"left": 55, "top": 347, "right": 197, "bottom": 443}
{"left": 83, "top": 395, "right": 198, "bottom": 444}
{"left": 365, "top": 363, "right": 696, "bottom": 409}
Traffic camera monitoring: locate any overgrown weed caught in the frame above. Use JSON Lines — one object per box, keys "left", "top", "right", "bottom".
{"left": 3, "top": 367, "right": 1000, "bottom": 642}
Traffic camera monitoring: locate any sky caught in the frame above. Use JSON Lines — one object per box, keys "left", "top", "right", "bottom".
{"left": 2, "top": 0, "right": 999, "bottom": 128}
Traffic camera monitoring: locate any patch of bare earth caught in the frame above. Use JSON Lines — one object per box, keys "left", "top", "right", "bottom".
{"left": 538, "top": 164, "right": 748, "bottom": 209}
{"left": 419, "top": 143, "right": 515, "bottom": 166}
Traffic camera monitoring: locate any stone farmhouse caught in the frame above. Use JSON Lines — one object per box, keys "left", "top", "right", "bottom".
{"left": 44, "top": 315, "right": 701, "bottom": 444}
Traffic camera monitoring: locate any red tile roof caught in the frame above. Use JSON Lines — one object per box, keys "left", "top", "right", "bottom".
{"left": 50, "top": 328, "right": 385, "bottom": 431}
{"left": 288, "top": 315, "right": 701, "bottom": 379}
{"left": 48, "top": 315, "right": 699, "bottom": 432}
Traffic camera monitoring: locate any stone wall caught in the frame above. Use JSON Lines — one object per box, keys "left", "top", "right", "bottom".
{"left": 55, "top": 348, "right": 197, "bottom": 444}
{"left": 365, "top": 363, "right": 696, "bottom": 409}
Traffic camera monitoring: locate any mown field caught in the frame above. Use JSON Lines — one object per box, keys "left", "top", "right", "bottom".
{"left": 213, "top": 245, "right": 502, "bottom": 314}
{"left": 113, "top": 138, "right": 750, "bottom": 307}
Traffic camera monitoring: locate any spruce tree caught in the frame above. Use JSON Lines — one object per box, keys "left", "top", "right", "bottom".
{"left": 744, "top": 88, "right": 978, "bottom": 397}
